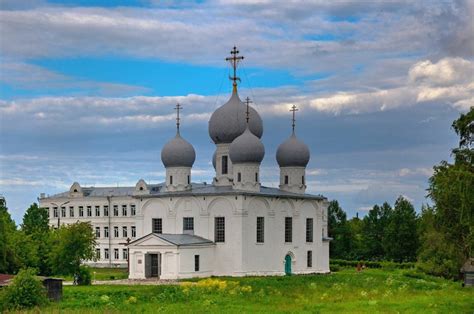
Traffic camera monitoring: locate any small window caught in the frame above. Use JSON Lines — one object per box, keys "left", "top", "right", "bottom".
{"left": 53, "top": 207, "right": 58, "bottom": 218}
{"left": 237, "top": 172, "right": 241, "bottom": 182}
{"left": 183, "top": 217, "right": 194, "bottom": 234}
{"left": 104, "top": 248, "right": 109, "bottom": 259}
{"left": 285, "top": 217, "right": 292, "bottom": 243}
{"left": 255, "top": 172, "right": 258, "bottom": 182}
{"left": 113, "top": 205, "right": 118, "bottom": 216}
{"left": 123, "top": 248, "right": 128, "bottom": 260}
{"left": 96, "top": 248, "right": 100, "bottom": 259}
{"left": 170, "top": 176, "right": 173, "bottom": 185}
{"left": 131, "top": 204, "right": 136, "bottom": 216}
{"left": 306, "top": 218, "right": 313, "bottom": 243}
{"left": 221, "top": 156, "right": 228, "bottom": 175}
{"left": 73, "top": 189, "right": 78, "bottom": 193}
{"left": 122, "top": 226, "right": 128, "bottom": 238}
{"left": 95, "top": 226, "right": 100, "bottom": 238}
{"left": 95, "top": 206, "right": 100, "bottom": 217}
{"left": 284, "top": 175, "right": 289, "bottom": 185}
{"left": 152, "top": 218, "right": 162, "bottom": 234}
{"left": 139, "top": 186, "right": 144, "bottom": 191}
{"left": 61, "top": 207, "right": 66, "bottom": 217}
{"left": 114, "top": 248, "right": 119, "bottom": 260}
{"left": 122, "top": 205, "right": 127, "bottom": 216}
{"left": 307, "top": 250, "right": 312, "bottom": 267}
{"left": 256, "top": 217, "right": 264, "bottom": 243}
{"left": 215, "top": 217, "right": 225, "bottom": 242}
{"left": 104, "top": 226, "right": 109, "bottom": 238}
{"left": 79, "top": 206, "right": 84, "bottom": 217}
{"left": 131, "top": 226, "right": 136, "bottom": 238}
{"left": 46, "top": 208, "right": 50, "bottom": 218}
{"left": 104, "top": 205, "right": 109, "bottom": 216}
{"left": 114, "top": 226, "right": 119, "bottom": 238}
{"left": 87, "top": 206, "right": 92, "bottom": 217}
{"left": 302, "top": 176, "right": 305, "bottom": 185}
{"left": 69, "top": 206, "right": 74, "bottom": 217}
{"left": 195, "top": 255, "right": 200, "bottom": 272}
{"left": 187, "top": 175, "right": 190, "bottom": 184}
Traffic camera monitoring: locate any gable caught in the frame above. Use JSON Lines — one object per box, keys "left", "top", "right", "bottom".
{"left": 129, "top": 234, "right": 176, "bottom": 247}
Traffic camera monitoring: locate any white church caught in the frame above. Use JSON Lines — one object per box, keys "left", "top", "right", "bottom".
{"left": 39, "top": 47, "right": 330, "bottom": 280}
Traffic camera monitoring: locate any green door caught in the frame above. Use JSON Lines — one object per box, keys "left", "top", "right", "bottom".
{"left": 285, "top": 255, "right": 292, "bottom": 275}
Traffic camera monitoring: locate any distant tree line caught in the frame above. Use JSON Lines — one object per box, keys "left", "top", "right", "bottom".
{"left": 328, "top": 107, "right": 473, "bottom": 279}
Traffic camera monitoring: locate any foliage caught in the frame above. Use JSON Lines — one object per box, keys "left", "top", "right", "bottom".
{"left": 49, "top": 221, "right": 97, "bottom": 276}
{"left": 383, "top": 196, "right": 419, "bottom": 262}
{"left": 330, "top": 259, "right": 415, "bottom": 270}
{"left": 77, "top": 265, "right": 92, "bottom": 285}
{"left": 1, "top": 268, "right": 48, "bottom": 310}
{"left": 38, "top": 269, "right": 473, "bottom": 313}
{"left": 328, "top": 200, "right": 355, "bottom": 259}
{"left": 361, "top": 203, "right": 392, "bottom": 260}
{"left": 22, "top": 203, "right": 49, "bottom": 235}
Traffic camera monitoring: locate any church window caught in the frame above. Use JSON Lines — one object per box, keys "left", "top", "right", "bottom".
{"left": 123, "top": 249, "right": 128, "bottom": 260}
{"left": 284, "top": 175, "right": 289, "bottom": 185}
{"left": 131, "top": 204, "right": 136, "bottom": 216}
{"left": 104, "top": 248, "right": 109, "bottom": 259}
{"left": 131, "top": 226, "right": 136, "bottom": 238}
{"left": 53, "top": 207, "right": 58, "bottom": 218}
{"left": 95, "top": 206, "right": 100, "bottom": 217}
{"left": 237, "top": 172, "right": 241, "bottom": 182}
{"left": 95, "top": 226, "right": 100, "bottom": 238}
{"left": 170, "top": 176, "right": 173, "bottom": 185}
{"left": 113, "top": 205, "right": 118, "bottom": 216}
{"left": 307, "top": 250, "right": 312, "bottom": 267}
{"left": 114, "top": 248, "right": 119, "bottom": 260}
{"left": 195, "top": 255, "right": 200, "bottom": 272}
{"left": 69, "top": 206, "right": 74, "bottom": 217}
{"left": 139, "top": 186, "right": 144, "bottom": 191}
{"left": 306, "top": 218, "right": 313, "bottom": 243}
{"left": 61, "top": 207, "right": 66, "bottom": 217}
{"left": 255, "top": 172, "right": 258, "bottom": 182}
{"left": 122, "top": 205, "right": 127, "bottom": 216}
{"left": 96, "top": 248, "right": 100, "bottom": 259}
{"left": 152, "top": 218, "right": 162, "bottom": 234}
{"left": 187, "top": 175, "right": 190, "bottom": 184}
{"left": 87, "top": 206, "right": 92, "bottom": 217}
{"left": 285, "top": 217, "right": 293, "bottom": 243}
{"left": 104, "top": 226, "right": 109, "bottom": 238}
{"left": 104, "top": 205, "right": 109, "bottom": 216}
{"left": 256, "top": 217, "right": 264, "bottom": 243}
{"left": 221, "top": 156, "right": 228, "bottom": 175}
{"left": 302, "top": 176, "right": 305, "bottom": 185}
{"left": 73, "top": 189, "right": 78, "bottom": 193}
{"left": 183, "top": 217, "right": 194, "bottom": 234}
{"left": 114, "top": 226, "right": 119, "bottom": 238}
{"left": 122, "top": 226, "right": 128, "bottom": 238}
{"left": 79, "top": 206, "right": 84, "bottom": 217}
{"left": 215, "top": 217, "right": 225, "bottom": 243}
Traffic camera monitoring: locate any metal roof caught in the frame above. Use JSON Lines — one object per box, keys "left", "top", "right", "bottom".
{"left": 129, "top": 233, "right": 214, "bottom": 247}
{"left": 42, "top": 182, "right": 326, "bottom": 201}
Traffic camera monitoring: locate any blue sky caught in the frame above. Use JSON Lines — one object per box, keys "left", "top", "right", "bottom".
{"left": 0, "top": 0, "right": 473, "bottom": 223}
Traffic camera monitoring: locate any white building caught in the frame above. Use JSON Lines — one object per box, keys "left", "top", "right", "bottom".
{"left": 39, "top": 48, "right": 330, "bottom": 279}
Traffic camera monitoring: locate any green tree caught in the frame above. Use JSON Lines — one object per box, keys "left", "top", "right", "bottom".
{"left": 48, "top": 221, "right": 97, "bottom": 276}
{"left": 1, "top": 268, "right": 48, "bottom": 310}
{"left": 22, "top": 203, "right": 49, "bottom": 235}
{"left": 0, "top": 198, "right": 22, "bottom": 273}
{"left": 361, "top": 202, "right": 393, "bottom": 260}
{"left": 383, "top": 196, "right": 418, "bottom": 262}
{"left": 328, "top": 200, "right": 353, "bottom": 259}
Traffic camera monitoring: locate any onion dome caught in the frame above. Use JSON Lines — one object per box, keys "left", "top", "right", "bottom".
{"left": 229, "top": 127, "right": 265, "bottom": 163}
{"left": 209, "top": 88, "right": 263, "bottom": 144}
{"left": 276, "top": 133, "right": 310, "bottom": 167}
{"left": 161, "top": 133, "right": 196, "bottom": 168}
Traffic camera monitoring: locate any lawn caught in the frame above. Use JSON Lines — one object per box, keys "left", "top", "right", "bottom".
{"left": 59, "top": 267, "right": 128, "bottom": 281}
{"left": 38, "top": 269, "right": 473, "bottom": 313}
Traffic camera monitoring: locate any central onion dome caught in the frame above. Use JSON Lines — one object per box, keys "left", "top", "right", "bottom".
{"left": 161, "top": 133, "right": 196, "bottom": 167}
{"left": 209, "top": 88, "right": 263, "bottom": 144}
{"left": 229, "top": 126, "right": 265, "bottom": 163}
{"left": 276, "top": 133, "right": 310, "bottom": 167}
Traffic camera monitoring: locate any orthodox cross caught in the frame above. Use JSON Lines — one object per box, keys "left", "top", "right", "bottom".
{"left": 290, "top": 105, "right": 298, "bottom": 132}
{"left": 175, "top": 103, "right": 182, "bottom": 132}
{"left": 244, "top": 97, "right": 252, "bottom": 124}
{"left": 225, "top": 46, "right": 244, "bottom": 86}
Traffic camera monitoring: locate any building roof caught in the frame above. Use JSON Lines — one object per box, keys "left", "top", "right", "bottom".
{"left": 129, "top": 233, "right": 214, "bottom": 247}
{"left": 276, "top": 132, "right": 310, "bottom": 167}
{"left": 41, "top": 182, "right": 326, "bottom": 201}
{"left": 161, "top": 132, "right": 196, "bottom": 168}
{"left": 229, "top": 126, "right": 265, "bottom": 164}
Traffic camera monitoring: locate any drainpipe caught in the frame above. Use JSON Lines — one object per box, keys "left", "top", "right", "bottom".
{"left": 107, "top": 195, "right": 112, "bottom": 267}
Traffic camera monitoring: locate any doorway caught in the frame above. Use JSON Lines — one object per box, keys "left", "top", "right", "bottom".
{"left": 285, "top": 254, "right": 292, "bottom": 275}
{"left": 145, "top": 253, "right": 161, "bottom": 278}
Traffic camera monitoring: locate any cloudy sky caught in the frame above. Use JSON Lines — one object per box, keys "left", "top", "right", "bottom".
{"left": 1, "top": 0, "right": 473, "bottom": 223}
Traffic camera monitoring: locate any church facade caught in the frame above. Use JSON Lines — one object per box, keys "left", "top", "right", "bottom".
{"left": 39, "top": 48, "right": 330, "bottom": 279}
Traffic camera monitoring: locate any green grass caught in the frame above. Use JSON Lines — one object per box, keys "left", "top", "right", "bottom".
{"left": 31, "top": 269, "right": 474, "bottom": 313}
{"left": 59, "top": 267, "right": 128, "bottom": 281}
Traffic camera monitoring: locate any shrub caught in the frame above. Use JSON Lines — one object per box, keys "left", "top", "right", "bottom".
{"left": 77, "top": 265, "right": 92, "bottom": 285}
{"left": 2, "top": 268, "right": 48, "bottom": 310}
{"left": 330, "top": 259, "right": 415, "bottom": 270}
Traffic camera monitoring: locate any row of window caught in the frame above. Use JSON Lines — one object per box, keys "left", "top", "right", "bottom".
{"left": 150, "top": 216, "right": 316, "bottom": 244}
{"left": 283, "top": 175, "right": 305, "bottom": 185}
{"left": 236, "top": 172, "right": 259, "bottom": 182}
{"left": 50, "top": 204, "right": 136, "bottom": 218}
{"left": 96, "top": 248, "right": 128, "bottom": 260}
{"left": 94, "top": 226, "right": 136, "bottom": 239}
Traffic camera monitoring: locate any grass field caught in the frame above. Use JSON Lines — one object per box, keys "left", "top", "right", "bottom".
{"left": 35, "top": 269, "right": 474, "bottom": 313}
{"left": 60, "top": 267, "right": 129, "bottom": 281}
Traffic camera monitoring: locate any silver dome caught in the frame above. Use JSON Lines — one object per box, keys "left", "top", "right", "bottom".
{"left": 276, "top": 133, "right": 310, "bottom": 167}
{"left": 161, "top": 132, "right": 196, "bottom": 168}
{"left": 229, "top": 127, "right": 265, "bottom": 163}
{"left": 209, "top": 88, "right": 263, "bottom": 144}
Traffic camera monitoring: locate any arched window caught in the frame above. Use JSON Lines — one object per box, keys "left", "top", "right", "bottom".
{"left": 139, "top": 186, "right": 144, "bottom": 191}
{"left": 170, "top": 176, "right": 173, "bottom": 185}
{"left": 255, "top": 172, "right": 258, "bottom": 182}
{"left": 237, "top": 172, "right": 242, "bottom": 182}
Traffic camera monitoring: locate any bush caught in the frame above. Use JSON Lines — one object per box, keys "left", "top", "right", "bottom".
{"left": 330, "top": 259, "right": 415, "bottom": 270}
{"left": 2, "top": 268, "right": 48, "bottom": 310}
{"left": 77, "top": 265, "right": 92, "bottom": 285}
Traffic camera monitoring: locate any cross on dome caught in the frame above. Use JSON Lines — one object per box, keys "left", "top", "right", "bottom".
{"left": 244, "top": 97, "right": 252, "bottom": 124}
{"left": 175, "top": 103, "right": 182, "bottom": 133}
{"left": 290, "top": 104, "right": 299, "bottom": 133}
{"left": 225, "top": 46, "right": 244, "bottom": 88}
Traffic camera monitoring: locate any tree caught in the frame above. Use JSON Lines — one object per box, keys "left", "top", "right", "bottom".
{"left": 22, "top": 203, "right": 49, "bottom": 235}
{"left": 328, "top": 200, "right": 354, "bottom": 259}
{"left": 48, "top": 221, "right": 97, "bottom": 276}
{"left": 1, "top": 268, "right": 48, "bottom": 311}
{"left": 0, "top": 198, "right": 22, "bottom": 273}
{"left": 361, "top": 202, "right": 393, "bottom": 260}
{"left": 383, "top": 196, "right": 418, "bottom": 262}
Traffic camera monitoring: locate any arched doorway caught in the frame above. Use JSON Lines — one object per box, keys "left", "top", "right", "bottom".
{"left": 284, "top": 254, "right": 292, "bottom": 275}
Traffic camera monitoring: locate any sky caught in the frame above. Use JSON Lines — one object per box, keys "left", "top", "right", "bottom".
{"left": 0, "top": 0, "right": 473, "bottom": 223}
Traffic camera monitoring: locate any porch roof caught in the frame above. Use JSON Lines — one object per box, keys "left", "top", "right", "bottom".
{"left": 129, "top": 233, "right": 214, "bottom": 247}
